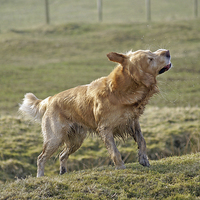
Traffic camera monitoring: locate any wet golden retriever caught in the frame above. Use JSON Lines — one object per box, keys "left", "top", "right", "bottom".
{"left": 19, "top": 49, "right": 171, "bottom": 177}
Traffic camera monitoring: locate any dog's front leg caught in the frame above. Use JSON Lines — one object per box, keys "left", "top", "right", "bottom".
{"left": 99, "top": 127, "right": 125, "bottom": 169}
{"left": 133, "top": 119, "right": 150, "bottom": 167}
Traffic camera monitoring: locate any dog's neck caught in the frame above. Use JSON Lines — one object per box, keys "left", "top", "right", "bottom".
{"left": 107, "top": 65, "right": 159, "bottom": 106}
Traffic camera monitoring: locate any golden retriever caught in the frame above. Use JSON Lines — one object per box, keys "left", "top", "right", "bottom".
{"left": 19, "top": 49, "right": 171, "bottom": 177}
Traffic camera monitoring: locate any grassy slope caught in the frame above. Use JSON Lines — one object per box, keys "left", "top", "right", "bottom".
{"left": 1, "top": 153, "right": 200, "bottom": 199}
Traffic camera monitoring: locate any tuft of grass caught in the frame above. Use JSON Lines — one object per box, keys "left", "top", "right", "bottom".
{"left": 1, "top": 153, "right": 200, "bottom": 199}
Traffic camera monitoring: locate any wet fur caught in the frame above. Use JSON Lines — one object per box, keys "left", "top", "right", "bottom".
{"left": 19, "top": 49, "right": 171, "bottom": 177}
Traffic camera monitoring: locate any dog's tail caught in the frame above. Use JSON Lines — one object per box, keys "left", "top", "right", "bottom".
{"left": 19, "top": 93, "right": 50, "bottom": 122}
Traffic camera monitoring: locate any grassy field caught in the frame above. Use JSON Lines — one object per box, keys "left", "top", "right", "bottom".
{"left": 0, "top": 20, "right": 200, "bottom": 114}
{"left": 0, "top": 18, "right": 200, "bottom": 175}
{"left": 0, "top": 1, "right": 200, "bottom": 198}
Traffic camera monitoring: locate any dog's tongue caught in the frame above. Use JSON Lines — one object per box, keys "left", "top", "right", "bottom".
{"left": 159, "top": 63, "right": 171, "bottom": 74}
{"left": 165, "top": 63, "right": 171, "bottom": 70}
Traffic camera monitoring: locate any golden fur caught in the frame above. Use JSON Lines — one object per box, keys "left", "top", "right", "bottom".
{"left": 19, "top": 49, "right": 171, "bottom": 177}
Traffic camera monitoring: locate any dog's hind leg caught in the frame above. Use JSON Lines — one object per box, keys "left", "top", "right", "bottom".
{"left": 59, "top": 144, "right": 82, "bottom": 175}
{"left": 37, "top": 137, "right": 62, "bottom": 177}
{"left": 59, "top": 126, "right": 87, "bottom": 175}
{"left": 59, "top": 147, "right": 69, "bottom": 175}
{"left": 37, "top": 115, "right": 63, "bottom": 177}
{"left": 133, "top": 119, "right": 150, "bottom": 167}
{"left": 99, "top": 127, "right": 125, "bottom": 170}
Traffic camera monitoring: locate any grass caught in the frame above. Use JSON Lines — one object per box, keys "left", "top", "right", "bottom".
{"left": 0, "top": 20, "right": 200, "bottom": 114}
{"left": 0, "top": 106, "right": 199, "bottom": 183}
{"left": 1, "top": 2, "right": 200, "bottom": 198}
{"left": 1, "top": 153, "right": 200, "bottom": 199}
{"left": 0, "top": 15, "right": 200, "bottom": 182}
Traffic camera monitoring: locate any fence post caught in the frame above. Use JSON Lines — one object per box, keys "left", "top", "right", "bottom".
{"left": 45, "top": 0, "right": 50, "bottom": 24}
{"left": 97, "top": 0, "right": 102, "bottom": 22}
{"left": 146, "top": 0, "right": 151, "bottom": 22}
{"left": 194, "top": 0, "right": 198, "bottom": 18}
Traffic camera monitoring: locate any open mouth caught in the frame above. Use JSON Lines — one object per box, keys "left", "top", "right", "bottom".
{"left": 159, "top": 63, "right": 171, "bottom": 74}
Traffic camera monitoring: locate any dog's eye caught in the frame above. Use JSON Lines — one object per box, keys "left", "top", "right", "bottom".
{"left": 148, "top": 57, "right": 153, "bottom": 62}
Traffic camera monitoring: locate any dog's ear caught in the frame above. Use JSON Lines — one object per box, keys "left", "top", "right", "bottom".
{"left": 107, "top": 52, "right": 127, "bottom": 66}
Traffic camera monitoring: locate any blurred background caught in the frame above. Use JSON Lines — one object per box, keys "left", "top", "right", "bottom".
{"left": 0, "top": 0, "right": 200, "bottom": 181}
{"left": 0, "top": 0, "right": 199, "bottom": 30}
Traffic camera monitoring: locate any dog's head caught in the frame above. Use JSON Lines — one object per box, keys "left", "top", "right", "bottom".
{"left": 107, "top": 49, "right": 171, "bottom": 87}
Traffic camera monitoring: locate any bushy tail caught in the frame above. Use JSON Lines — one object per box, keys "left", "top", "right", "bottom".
{"left": 19, "top": 93, "right": 49, "bottom": 122}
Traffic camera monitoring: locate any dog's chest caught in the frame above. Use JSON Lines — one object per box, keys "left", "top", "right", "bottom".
{"left": 123, "top": 104, "right": 145, "bottom": 120}
{"left": 119, "top": 88, "right": 156, "bottom": 123}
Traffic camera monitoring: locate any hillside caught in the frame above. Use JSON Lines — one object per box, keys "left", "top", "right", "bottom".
{"left": 1, "top": 153, "right": 200, "bottom": 199}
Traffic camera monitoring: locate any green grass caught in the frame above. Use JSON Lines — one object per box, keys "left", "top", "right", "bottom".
{"left": 1, "top": 2, "right": 200, "bottom": 197}
{"left": 0, "top": 18, "right": 200, "bottom": 184}
{"left": 0, "top": 20, "right": 200, "bottom": 114}
{"left": 1, "top": 153, "right": 200, "bottom": 199}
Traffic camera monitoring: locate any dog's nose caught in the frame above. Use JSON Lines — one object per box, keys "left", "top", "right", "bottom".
{"left": 166, "top": 50, "right": 170, "bottom": 58}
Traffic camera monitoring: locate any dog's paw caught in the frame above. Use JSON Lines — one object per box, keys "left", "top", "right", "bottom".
{"left": 60, "top": 166, "right": 67, "bottom": 175}
{"left": 139, "top": 154, "right": 150, "bottom": 167}
{"left": 115, "top": 165, "right": 126, "bottom": 170}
